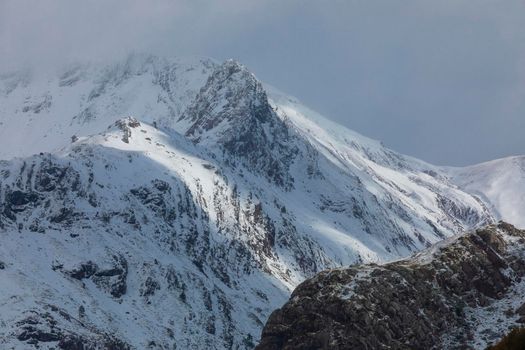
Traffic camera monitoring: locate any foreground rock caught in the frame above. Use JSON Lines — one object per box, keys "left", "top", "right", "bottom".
{"left": 257, "top": 222, "right": 525, "bottom": 349}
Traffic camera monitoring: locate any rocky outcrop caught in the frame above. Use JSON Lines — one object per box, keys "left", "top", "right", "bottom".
{"left": 114, "top": 117, "right": 141, "bottom": 143}
{"left": 257, "top": 222, "right": 525, "bottom": 350}
{"left": 64, "top": 255, "right": 128, "bottom": 298}
{"left": 14, "top": 306, "right": 131, "bottom": 349}
{"left": 181, "top": 60, "right": 300, "bottom": 189}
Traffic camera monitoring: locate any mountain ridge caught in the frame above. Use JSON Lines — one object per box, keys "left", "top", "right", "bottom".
{"left": 0, "top": 54, "right": 521, "bottom": 348}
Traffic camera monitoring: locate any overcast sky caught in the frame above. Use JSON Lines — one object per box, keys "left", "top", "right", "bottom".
{"left": 1, "top": 0, "right": 524, "bottom": 166}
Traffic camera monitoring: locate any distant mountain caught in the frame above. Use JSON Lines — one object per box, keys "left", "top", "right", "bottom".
{"left": 257, "top": 222, "right": 525, "bottom": 349}
{"left": 0, "top": 54, "right": 517, "bottom": 348}
{"left": 448, "top": 156, "right": 525, "bottom": 229}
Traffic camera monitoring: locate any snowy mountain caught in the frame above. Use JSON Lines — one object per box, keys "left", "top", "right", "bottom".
{"left": 0, "top": 54, "right": 513, "bottom": 348}
{"left": 257, "top": 222, "right": 525, "bottom": 349}
{"left": 0, "top": 54, "right": 216, "bottom": 159}
{"left": 448, "top": 156, "right": 525, "bottom": 229}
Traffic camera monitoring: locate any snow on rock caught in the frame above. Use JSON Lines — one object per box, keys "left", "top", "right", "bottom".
{"left": 448, "top": 156, "right": 525, "bottom": 229}
{"left": 0, "top": 54, "right": 511, "bottom": 348}
{"left": 0, "top": 121, "right": 291, "bottom": 349}
{"left": 181, "top": 60, "right": 301, "bottom": 189}
{"left": 0, "top": 53, "right": 217, "bottom": 160}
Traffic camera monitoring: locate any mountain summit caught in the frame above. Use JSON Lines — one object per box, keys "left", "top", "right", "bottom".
{"left": 0, "top": 55, "right": 520, "bottom": 349}
{"left": 181, "top": 60, "right": 300, "bottom": 189}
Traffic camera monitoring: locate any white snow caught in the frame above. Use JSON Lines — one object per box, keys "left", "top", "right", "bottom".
{"left": 0, "top": 54, "right": 520, "bottom": 348}
{"left": 448, "top": 156, "right": 525, "bottom": 229}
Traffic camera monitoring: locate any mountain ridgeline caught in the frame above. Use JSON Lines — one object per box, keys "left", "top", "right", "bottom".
{"left": 181, "top": 60, "right": 300, "bottom": 190}
{"left": 0, "top": 54, "right": 521, "bottom": 349}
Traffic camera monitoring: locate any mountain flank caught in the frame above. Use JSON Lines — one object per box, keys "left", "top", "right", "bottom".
{"left": 257, "top": 222, "right": 525, "bottom": 350}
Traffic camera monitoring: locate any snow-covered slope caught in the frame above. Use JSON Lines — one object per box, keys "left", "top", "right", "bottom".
{"left": 448, "top": 156, "right": 525, "bottom": 229}
{"left": 0, "top": 119, "right": 293, "bottom": 349}
{"left": 0, "top": 54, "right": 216, "bottom": 159}
{"left": 0, "top": 55, "right": 503, "bottom": 348}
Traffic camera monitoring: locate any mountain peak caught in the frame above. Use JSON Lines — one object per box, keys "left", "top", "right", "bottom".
{"left": 181, "top": 59, "right": 270, "bottom": 132}
{"left": 109, "top": 116, "right": 142, "bottom": 143}
{"left": 449, "top": 155, "right": 525, "bottom": 229}
{"left": 218, "top": 58, "right": 253, "bottom": 78}
{"left": 180, "top": 60, "right": 300, "bottom": 188}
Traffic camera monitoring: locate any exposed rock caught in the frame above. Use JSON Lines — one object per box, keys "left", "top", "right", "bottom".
{"left": 114, "top": 117, "right": 141, "bottom": 143}
{"left": 140, "top": 276, "right": 161, "bottom": 298}
{"left": 16, "top": 313, "right": 62, "bottom": 343}
{"left": 257, "top": 222, "right": 525, "bottom": 350}
{"left": 66, "top": 261, "right": 98, "bottom": 280}
{"left": 58, "top": 335, "right": 131, "bottom": 350}
{"left": 65, "top": 255, "right": 128, "bottom": 298}
{"left": 14, "top": 306, "right": 131, "bottom": 349}
{"left": 181, "top": 60, "right": 300, "bottom": 189}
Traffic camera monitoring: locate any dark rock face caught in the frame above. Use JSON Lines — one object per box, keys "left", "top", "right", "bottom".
{"left": 0, "top": 157, "right": 83, "bottom": 228}
{"left": 17, "top": 313, "right": 62, "bottom": 343}
{"left": 64, "top": 255, "right": 128, "bottom": 298}
{"left": 58, "top": 335, "right": 130, "bottom": 350}
{"left": 140, "top": 276, "right": 160, "bottom": 297}
{"left": 181, "top": 60, "right": 300, "bottom": 189}
{"left": 3, "top": 190, "right": 40, "bottom": 220}
{"left": 15, "top": 306, "right": 130, "bottom": 349}
{"left": 257, "top": 222, "right": 525, "bottom": 350}
{"left": 130, "top": 179, "right": 177, "bottom": 224}
{"left": 114, "top": 117, "right": 141, "bottom": 143}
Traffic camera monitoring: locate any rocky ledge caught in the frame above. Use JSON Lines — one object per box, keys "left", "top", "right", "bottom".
{"left": 257, "top": 222, "right": 525, "bottom": 349}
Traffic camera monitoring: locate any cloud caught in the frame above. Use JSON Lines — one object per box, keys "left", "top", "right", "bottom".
{"left": 0, "top": 0, "right": 524, "bottom": 165}
{"left": 0, "top": 0, "right": 293, "bottom": 70}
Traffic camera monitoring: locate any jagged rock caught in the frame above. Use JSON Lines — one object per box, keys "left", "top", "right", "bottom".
{"left": 181, "top": 60, "right": 300, "bottom": 189}
{"left": 6, "top": 190, "right": 39, "bottom": 208}
{"left": 66, "top": 261, "right": 98, "bottom": 280}
{"left": 92, "top": 255, "right": 128, "bottom": 298}
{"left": 114, "top": 117, "right": 141, "bottom": 143}
{"left": 257, "top": 222, "right": 525, "bottom": 350}
{"left": 16, "top": 313, "right": 62, "bottom": 344}
{"left": 13, "top": 306, "right": 131, "bottom": 349}
{"left": 65, "top": 256, "right": 127, "bottom": 298}
{"left": 140, "top": 276, "right": 160, "bottom": 297}
{"left": 15, "top": 312, "right": 62, "bottom": 344}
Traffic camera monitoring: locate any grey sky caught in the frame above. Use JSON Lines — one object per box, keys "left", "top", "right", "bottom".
{"left": 1, "top": 0, "right": 524, "bottom": 166}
